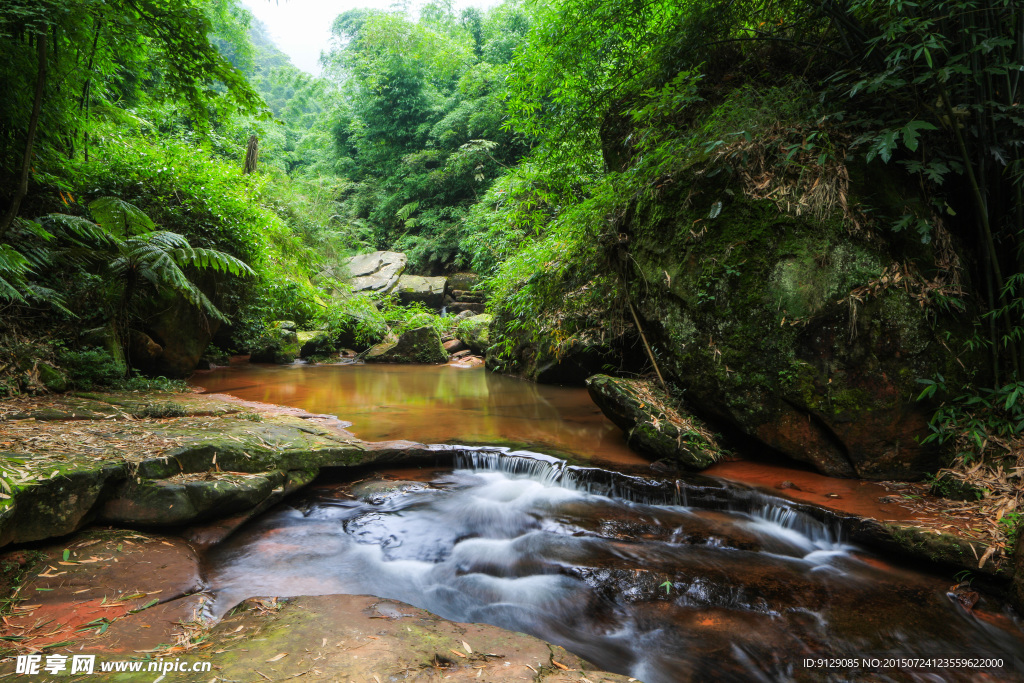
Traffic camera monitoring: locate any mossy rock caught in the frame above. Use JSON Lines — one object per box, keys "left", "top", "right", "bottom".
{"left": 99, "top": 471, "right": 285, "bottom": 526}
{"left": 586, "top": 374, "right": 721, "bottom": 469}
{"left": 299, "top": 330, "right": 336, "bottom": 359}
{"left": 455, "top": 313, "right": 492, "bottom": 354}
{"left": 365, "top": 326, "right": 448, "bottom": 364}
{"left": 37, "top": 362, "right": 67, "bottom": 393}
{"left": 626, "top": 172, "right": 981, "bottom": 479}
{"left": 250, "top": 320, "right": 302, "bottom": 364}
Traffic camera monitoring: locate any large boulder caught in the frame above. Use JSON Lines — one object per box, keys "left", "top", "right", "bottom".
{"left": 365, "top": 326, "right": 449, "bottom": 364}
{"left": 587, "top": 374, "right": 721, "bottom": 469}
{"left": 250, "top": 321, "right": 301, "bottom": 364}
{"left": 455, "top": 314, "right": 493, "bottom": 355}
{"left": 143, "top": 295, "right": 220, "bottom": 378}
{"left": 396, "top": 274, "right": 447, "bottom": 309}
{"left": 623, "top": 174, "right": 979, "bottom": 479}
{"left": 344, "top": 251, "right": 407, "bottom": 294}
{"left": 446, "top": 272, "right": 479, "bottom": 293}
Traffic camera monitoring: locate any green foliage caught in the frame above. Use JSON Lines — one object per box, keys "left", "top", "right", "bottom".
{"left": 925, "top": 472, "right": 983, "bottom": 502}
{"left": 917, "top": 374, "right": 1024, "bottom": 459}
{"left": 1000, "top": 512, "right": 1023, "bottom": 554}
{"left": 58, "top": 346, "right": 123, "bottom": 389}
{"left": 323, "top": 3, "right": 531, "bottom": 270}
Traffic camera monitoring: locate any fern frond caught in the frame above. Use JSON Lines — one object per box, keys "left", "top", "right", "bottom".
{"left": 167, "top": 246, "right": 254, "bottom": 276}
{"left": 88, "top": 197, "right": 156, "bottom": 236}
{"left": 42, "top": 214, "right": 120, "bottom": 249}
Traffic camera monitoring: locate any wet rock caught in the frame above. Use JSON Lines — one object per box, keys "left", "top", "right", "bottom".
{"left": 344, "top": 250, "right": 407, "bottom": 294}
{"left": 454, "top": 309, "right": 477, "bottom": 322}
{"left": 455, "top": 313, "right": 492, "bottom": 355}
{"left": 365, "top": 326, "right": 449, "bottom": 364}
{"left": 451, "top": 355, "right": 485, "bottom": 367}
{"left": 444, "top": 338, "right": 467, "bottom": 354}
{"left": 298, "top": 330, "right": 335, "bottom": 358}
{"left": 128, "top": 330, "right": 162, "bottom": 365}
{"left": 451, "top": 289, "right": 485, "bottom": 303}
{"left": 250, "top": 320, "right": 301, "bottom": 364}
{"left": 586, "top": 374, "right": 720, "bottom": 470}
{"left": 450, "top": 349, "right": 472, "bottom": 360}
{"left": 350, "top": 478, "right": 427, "bottom": 504}
{"left": 0, "top": 392, "right": 442, "bottom": 548}
{"left": 396, "top": 274, "right": 447, "bottom": 309}
{"left": 948, "top": 582, "right": 980, "bottom": 610}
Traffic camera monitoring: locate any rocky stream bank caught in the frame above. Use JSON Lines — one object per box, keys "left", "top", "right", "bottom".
{"left": 0, "top": 391, "right": 1021, "bottom": 681}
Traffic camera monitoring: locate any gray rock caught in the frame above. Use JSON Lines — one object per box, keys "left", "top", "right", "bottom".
{"left": 396, "top": 274, "right": 447, "bottom": 309}
{"left": 344, "top": 251, "right": 407, "bottom": 294}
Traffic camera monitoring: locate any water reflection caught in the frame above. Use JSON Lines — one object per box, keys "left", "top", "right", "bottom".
{"left": 190, "top": 363, "right": 648, "bottom": 466}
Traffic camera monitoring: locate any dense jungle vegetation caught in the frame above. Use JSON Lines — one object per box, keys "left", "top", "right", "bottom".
{"left": 1, "top": 0, "right": 1024, "bottom": 493}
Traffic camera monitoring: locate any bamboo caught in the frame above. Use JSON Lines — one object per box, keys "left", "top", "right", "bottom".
{"left": 0, "top": 36, "right": 47, "bottom": 239}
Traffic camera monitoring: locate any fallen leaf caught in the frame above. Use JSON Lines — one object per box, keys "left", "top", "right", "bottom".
{"left": 266, "top": 653, "right": 287, "bottom": 662}
{"left": 462, "top": 640, "right": 472, "bottom": 654}
{"left": 449, "top": 648, "right": 467, "bottom": 658}
{"left": 552, "top": 660, "right": 569, "bottom": 670}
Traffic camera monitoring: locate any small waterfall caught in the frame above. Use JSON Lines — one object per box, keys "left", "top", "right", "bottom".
{"left": 449, "top": 447, "right": 845, "bottom": 545}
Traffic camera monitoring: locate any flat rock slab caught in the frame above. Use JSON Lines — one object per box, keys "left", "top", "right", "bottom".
{"left": 0, "top": 530, "right": 204, "bottom": 655}
{"left": 0, "top": 393, "right": 443, "bottom": 547}
{"left": 178, "top": 595, "right": 632, "bottom": 683}
{"left": 345, "top": 250, "right": 408, "bottom": 294}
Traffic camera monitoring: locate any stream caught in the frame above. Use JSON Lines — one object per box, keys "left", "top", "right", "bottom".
{"left": 192, "top": 363, "right": 1024, "bottom": 681}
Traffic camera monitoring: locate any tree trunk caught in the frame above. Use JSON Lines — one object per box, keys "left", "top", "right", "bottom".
{"left": 243, "top": 134, "right": 259, "bottom": 174}
{"left": 0, "top": 35, "right": 48, "bottom": 239}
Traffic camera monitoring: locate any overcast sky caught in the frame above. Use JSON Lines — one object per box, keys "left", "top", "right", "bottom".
{"left": 241, "top": 0, "right": 502, "bottom": 75}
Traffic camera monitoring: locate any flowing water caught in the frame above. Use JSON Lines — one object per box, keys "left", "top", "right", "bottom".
{"left": 194, "top": 364, "right": 1024, "bottom": 681}
{"left": 206, "top": 451, "right": 1024, "bottom": 681}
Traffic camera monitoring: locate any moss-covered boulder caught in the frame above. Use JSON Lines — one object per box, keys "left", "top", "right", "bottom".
{"left": 250, "top": 320, "right": 301, "bottom": 364}
{"left": 456, "top": 314, "right": 492, "bottom": 355}
{"left": 36, "top": 362, "right": 67, "bottom": 392}
{"left": 365, "top": 326, "right": 448, "bottom": 364}
{"left": 299, "top": 330, "right": 336, "bottom": 359}
{"left": 625, "top": 175, "right": 978, "bottom": 479}
{"left": 139, "top": 293, "right": 221, "bottom": 378}
{"left": 587, "top": 374, "right": 720, "bottom": 469}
